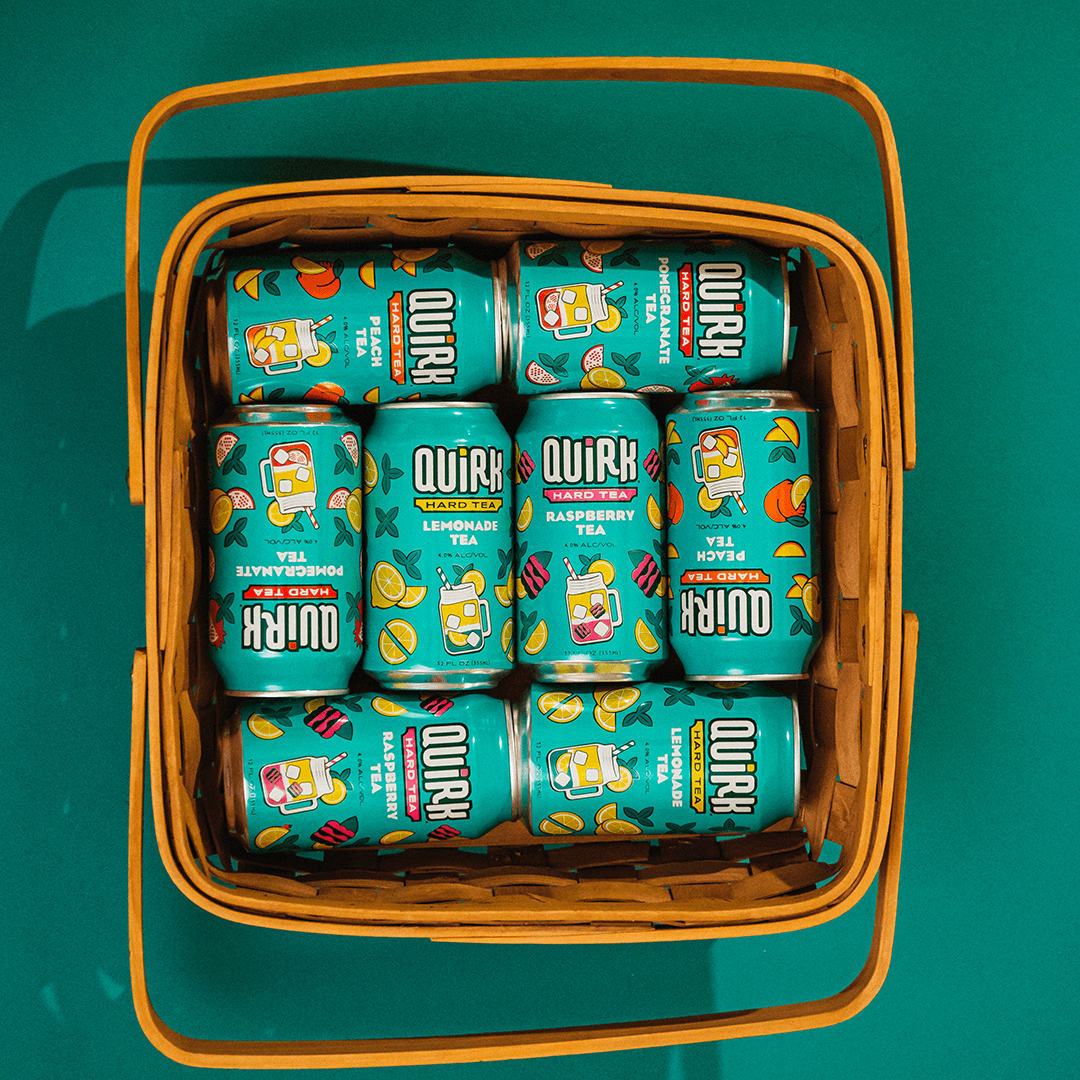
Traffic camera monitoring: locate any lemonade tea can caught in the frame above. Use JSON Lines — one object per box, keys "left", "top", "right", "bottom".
{"left": 514, "top": 393, "right": 666, "bottom": 681}
{"left": 220, "top": 691, "right": 519, "bottom": 852}
{"left": 522, "top": 681, "right": 800, "bottom": 837}
{"left": 665, "top": 391, "right": 820, "bottom": 680}
{"left": 208, "top": 404, "right": 364, "bottom": 696}
{"left": 363, "top": 402, "right": 514, "bottom": 690}
{"left": 510, "top": 239, "right": 788, "bottom": 395}
{"left": 208, "top": 245, "right": 509, "bottom": 405}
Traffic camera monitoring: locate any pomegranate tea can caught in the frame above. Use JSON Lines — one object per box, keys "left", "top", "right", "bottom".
{"left": 510, "top": 239, "right": 788, "bottom": 395}
{"left": 521, "top": 681, "right": 800, "bottom": 837}
{"left": 208, "top": 245, "right": 508, "bottom": 405}
{"left": 513, "top": 392, "right": 666, "bottom": 681}
{"left": 362, "top": 402, "right": 514, "bottom": 690}
{"left": 220, "top": 691, "right": 519, "bottom": 852}
{"left": 665, "top": 391, "right": 820, "bottom": 680}
{"left": 208, "top": 404, "right": 364, "bottom": 696}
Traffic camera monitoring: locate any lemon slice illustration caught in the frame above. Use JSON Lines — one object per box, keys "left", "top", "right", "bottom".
{"left": 267, "top": 500, "right": 295, "bottom": 527}
{"left": 345, "top": 490, "right": 362, "bottom": 533}
{"left": 397, "top": 585, "right": 428, "bottom": 609}
{"left": 501, "top": 618, "right": 514, "bottom": 659}
{"left": 606, "top": 765, "right": 634, "bottom": 793}
{"left": 537, "top": 692, "right": 583, "bottom": 723}
{"left": 587, "top": 558, "right": 616, "bottom": 585}
{"left": 362, "top": 448, "right": 379, "bottom": 494}
{"left": 646, "top": 494, "right": 663, "bottom": 529}
{"left": 523, "top": 619, "right": 548, "bottom": 656}
{"left": 372, "top": 696, "right": 408, "bottom": 717}
{"left": 379, "top": 830, "right": 415, "bottom": 846}
{"left": 764, "top": 417, "right": 801, "bottom": 447}
{"left": 516, "top": 496, "right": 533, "bottom": 532}
{"left": 594, "top": 802, "right": 618, "bottom": 827}
{"left": 378, "top": 619, "right": 417, "bottom": 664}
{"left": 460, "top": 568, "right": 486, "bottom": 595}
{"left": 247, "top": 715, "right": 284, "bottom": 740}
{"left": 599, "top": 686, "right": 640, "bottom": 713}
{"left": 593, "top": 706, "right": 617, "bottom": 732}
{"left": 540, "top": 811, "right": 585, "bottom": 835}
{"left": 210, "top": 493, "right": 233, "bottom": 534}
{"left": 322, "top": 777, "right": 348, "bottom": 805}
{"left": 254, "top": 825, "right": 291, "bottom": 849}
{"left": 634, "top": 619, "right": 660, "bottom": 654}
{"left": 598, "top": 818, "right": 642, "bottom": 835}
{"left": 371, "top": 561, "right": 407, "bottom": 605}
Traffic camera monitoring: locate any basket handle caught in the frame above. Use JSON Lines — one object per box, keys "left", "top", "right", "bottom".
{"left": 126, "top": 57, "right": 915, "bottom": 505}
{"left": 128, "top": 610, "right": 917, "bottom": 1067}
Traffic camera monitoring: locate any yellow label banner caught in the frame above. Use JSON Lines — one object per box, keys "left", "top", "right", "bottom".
{"left": 413, "top": 497, "right": 504, "bottom": 513}
{"left": 690, "top": 719, "right": 706, "bottom": 814}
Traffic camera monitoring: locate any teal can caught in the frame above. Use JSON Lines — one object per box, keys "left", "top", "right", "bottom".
{"left": 219, "top": 691, "right": 519, "bottom": 852}
{"left": 207, "top": 404, "right": 364, "bottom": 696}
{"left": 362, "top": 402, "right": 514, "bottom": 690}
{"left": 665, "top": 391, "right": 820, "bottom": 680}
{"left": 521, "top": 681, "right": 800, "bottom": 837}
{"left": 510, "top": 239, "right": 788, "bottom": 394}
{"left": 513, "top": 392, "right": 666, "bottom": 681}
{"left": 208, "top": 245, "right": 508, "bottom": 405}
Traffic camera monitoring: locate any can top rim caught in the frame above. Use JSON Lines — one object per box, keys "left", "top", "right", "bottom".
{"left": 531, "top": 391, "right": 646, "bottom": 403}
{"left": 376, "top": 400, "right": 495, "bottom": 411}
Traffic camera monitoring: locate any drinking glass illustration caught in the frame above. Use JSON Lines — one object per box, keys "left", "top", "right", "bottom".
{"left": 260, "top": 752, "right": 347, "bottom": 814}
{"left": 564, "top": 563, "right": 622, "bottom": 644}
{"left": 535, "top": 282, "right": 623, "bottom": 339}
{"left": 436, "top": 569, "right": 492, "bottom": 655}
{"left": 547, "top": 741, "right": 635, "bottom": 799}
{"left": 260, "top": 440, "right": 319, "bottom": 527}
{"left": 245, "top": 316, "right": 334, "bottom": 374}
{"left": 692, "top": 426, "right": 748, "bottom": 512}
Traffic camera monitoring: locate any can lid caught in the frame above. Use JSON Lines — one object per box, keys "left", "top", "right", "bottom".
{"left": 791, "top": 695, "right": 803, "bottom": 817}
{"left": 491, "top": 256, "right": 510, "bottom": 385}
{"left": 376, "top": 400, "right": 495, "bottom": 411}
{"left": 218, "top": 706, "right": 249, "bottom": 850}
{"left": 216, "top": 403, "right": 349, "bottom": 426}
{"left": 504, "top": 699, "right": 523, "bottom": 824}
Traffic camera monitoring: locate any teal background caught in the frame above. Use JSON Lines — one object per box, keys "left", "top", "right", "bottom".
{"left": 3, "top": 2, "right": 1076, "bottom": 1079}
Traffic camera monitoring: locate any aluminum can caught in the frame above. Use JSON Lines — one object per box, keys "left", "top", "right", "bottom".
{"left": 521, "top": 681, "right": 800, "bottom": 837}
{"left": 362, "top": 402, "right": 514, "bottom": 690}
{"left": 208, "top": 404, "right": 364, "bottom": 696}
{"left": 513, "top": 392, "right": 666, "bottom": 681}
{"left": 510, "top": 239, "right": 788, "bottom": 395}
{"left": 665, "top": 391, "right": 820, "bottom": 680}
{"left": 219, "top": 691, "right": 519, "bottom": 852}
{"left": 208, "top": 245, "right": 509, "bottom": 405}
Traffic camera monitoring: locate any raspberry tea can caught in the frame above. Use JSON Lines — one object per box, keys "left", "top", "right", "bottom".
{"left": 513, "top": 392, "right": 666, "bottom": 681}
{"left": 208, "top": 404, "right": 364, "bottom": 696}
{"left": 665, "top": 391, "right": 820, "bottom": 680}
{"left": 521, "top": 681, "right": 800, "bottom": 837}
{"left": 208, "top": 245, "right": 509, "bottom": 405}
{"left": 362, "top": 402, "right": 514, "bottom": 690}
{"left": 219, "top": 691, "right": 520, "bottom": 852}
{"left": 510, "top": 238, "right": 788, "bottom": 395}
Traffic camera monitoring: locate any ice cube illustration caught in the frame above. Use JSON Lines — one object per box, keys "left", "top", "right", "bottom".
{"left": 466, "top": 631, "right": 481, "bottom": 647}
{"left": 590, "top": 592, "right": 605, "bottom": 607}
{"left": 445, "top": 613, "right": 461, "bottom": 630}
{"left": 286, "top": 764, "right": 301, "bottom": 780}
{"left": 271, "top": 326, "right": 286, "bottom": 340}
{"left": 562, "top": 289, "right": 576, "bottom": 302}
{"left": 543, "top": 311, "right": 559, "bottom": 326}
{"left": 269, "top": 785, "right": 285, "bottom": 801}
{"left": 554, "top": 772, "right": 570, "bottom": 787}
{"left": 463, "top": 603, "right": 476, "bottom": 617}
{"left": 274, "top": 448, "right": 290, "bottom": 464}
{"left": 573, "top": 750, "right": 589, "bottom": 765}
{"left": 278, "top": 479, "right": 293, "bottom": 493}
{"left": 572, "top": 604, "right": 588, "bottom": 619}
{"left": 707, "top": 464, "right": 720, "bottom": 479}
{"left": 295, "top": 467, "right": 310, "bottom": 482}
{"left": 574, "top": 306, "right": 589, "bottom": 320}
{"left": 283, "top": 343, "right": 299, "bottom": 357}
{"left": 585, "top": 768, "right": 600, "bottom": 783}
{"left": 725, "top": 448, "right": 739, "bottom": 466}
{"left": 595, "top": 621, "right": 610, "bottom": 636}
{"left": 254, "top": 347, "right": 270, "bottom": 364}
{"left": 702, "top": 433, "right": 717, "bottom": 450}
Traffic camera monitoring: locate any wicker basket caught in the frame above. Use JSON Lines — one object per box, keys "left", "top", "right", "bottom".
{"left": 128, "top": 57, "right": 917, "bottom": 1066}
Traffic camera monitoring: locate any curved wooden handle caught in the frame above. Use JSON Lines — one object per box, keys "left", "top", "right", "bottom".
{"left": 126, "top": 57, "right": 914, "bottom": 505}
{"left": 127, "top": 611, "right": 917, "bottom": 1066}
